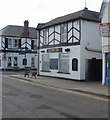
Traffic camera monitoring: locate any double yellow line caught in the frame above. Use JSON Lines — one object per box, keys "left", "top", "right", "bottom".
{"left": 3, "top": 75, "right": 110, "bottom": 102}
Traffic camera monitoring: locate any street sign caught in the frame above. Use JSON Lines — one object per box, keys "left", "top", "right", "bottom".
{"left": 99, "top": 23, "right": 110, "bottom": 37}
{"left": 19, "top": 53, "right": 26, "bottom": 55}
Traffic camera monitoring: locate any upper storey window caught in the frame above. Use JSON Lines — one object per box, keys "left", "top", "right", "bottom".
{"left": 13, "top": 39, "right": 19, "bottom": 48}
{"left": 5, "top": 38, "right": 20, "bottom": 49}
{"left": 43, "top": 29, "right": 48, "bottom": 45}
{"left": 8, "top": 39, "right": 12, "bottom": 48}
{"left": 31, "top": 39, "right": 37, "bottom": 50}
{"left": 61, "top": 23, "right": 67, "bottom": 43}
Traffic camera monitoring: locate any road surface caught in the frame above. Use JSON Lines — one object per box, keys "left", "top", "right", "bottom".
{"left": 2, "top": 74, "right": 109, "bottom": 118}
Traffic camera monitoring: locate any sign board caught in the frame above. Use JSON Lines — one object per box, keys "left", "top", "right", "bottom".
{"left": 47, "top": 48, "right": 62, "bottom": 53}
{"left": 19, "top": 53, "right": 26, "bottom": 55}
{"left": 99, "top": 23, "right": 110, "bottom": 37}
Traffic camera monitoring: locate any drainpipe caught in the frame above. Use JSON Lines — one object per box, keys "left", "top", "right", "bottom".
{"left": 37, "top": 30, "right": 40, "bottom": 76}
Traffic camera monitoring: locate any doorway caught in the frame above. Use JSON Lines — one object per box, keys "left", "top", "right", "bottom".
{"left": 86, "top": 58, "right": 102, "bottom": 81}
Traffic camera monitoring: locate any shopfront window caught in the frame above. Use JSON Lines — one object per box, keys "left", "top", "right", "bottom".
{"left": 50, "top": 59, "right": 58, "bottom": 69}
{"left": 42, "top": 54, "right": 50, "bottom": 71}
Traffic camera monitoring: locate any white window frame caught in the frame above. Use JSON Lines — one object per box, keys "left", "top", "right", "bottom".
{"left": 34, "top": 40, "right": 37, "bottom": 50}
{"left": 44, "top": 29, "right": 48, "bottom": 45}
{"left": 7, "top": 38, "right": 19, "bottom": 49}
{"left": 13, "top": 39, "right": 19, "bottom": 48}
{"left": 61, "top": 24, "right": 67, "bottom": 43}
{"left": 8, "top": 39, "right": 12, "bottom": 48}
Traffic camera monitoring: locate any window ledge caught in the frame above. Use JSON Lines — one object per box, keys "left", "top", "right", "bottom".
{"left": 41, "top": 70, "right": 51, "bottom": 72}
{"left": 57, "top": 72, "right": 70, "bottom": 74}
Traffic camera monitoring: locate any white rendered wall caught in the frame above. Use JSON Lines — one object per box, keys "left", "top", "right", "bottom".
{"left": 39, "top": 20, "right": 80, "bottom": 47}
{"left": 39, "top": 45, "right": 81, "bottom": 80}
{"left": 39, "top": 21, "right": 81, "bottom": 80}
{"left": 1, "top": 53, "right": 38, "bottom": 69}
{"left": 80, "top": 20, "right": 102, "bottom": 80}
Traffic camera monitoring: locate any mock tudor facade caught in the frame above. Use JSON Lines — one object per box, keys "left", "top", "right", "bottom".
{"left": 0, "top": 21, "right": 38, "bottom": 70}
{"left": 37, "top": 8, "right": 102, "bottom": 81}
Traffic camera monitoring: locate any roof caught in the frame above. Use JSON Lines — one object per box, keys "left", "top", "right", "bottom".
{"left": 37, "top": 8, "right": 100, "bottom": 29}
{"left": 0, "top": 25, "right": 37, "bottom": 39}
{"left": 36, "top": 23, "right": 46, "bottom": 30}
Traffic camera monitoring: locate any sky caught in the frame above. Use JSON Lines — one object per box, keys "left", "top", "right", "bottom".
{"left": 0, "top": 0, "right": 103, "bottom": 29}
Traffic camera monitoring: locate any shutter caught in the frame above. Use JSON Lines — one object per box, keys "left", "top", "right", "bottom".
{"left": 59, "top": 53, "right": 69, "bottom": 73}
{"left": 42, "top": 54, "right": 50, "bottom": 71}
{"left": 31, "top": 40, "right": 34, "bottom": 49}
{"left": 5, "top": 38, "right": 8, "bottom": 48}
{"left": 19, "top": 39, "right": 21, "bottom": 48}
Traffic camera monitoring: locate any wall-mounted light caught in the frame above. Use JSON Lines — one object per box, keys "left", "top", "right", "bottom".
{"left": 41, "top": 50, "right": 45, "bottom": 53}
{"left": 65, "top": 48, "right": 70, "bottom": 52}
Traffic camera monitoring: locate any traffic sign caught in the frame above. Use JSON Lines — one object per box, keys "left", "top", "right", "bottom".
{"left": 99, "top": 23, "right": 110, "bottom": 37}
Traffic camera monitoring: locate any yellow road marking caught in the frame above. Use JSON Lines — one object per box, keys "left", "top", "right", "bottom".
{"left": 3, "top": 75, "right": 110, "bottom": 102}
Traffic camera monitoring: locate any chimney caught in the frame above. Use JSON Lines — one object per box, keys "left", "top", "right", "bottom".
{"left": 84, "top": 7, "right": 88, "bottom": 10}
{"left": 22, "top": 20, "right": 29, "bottom": 37}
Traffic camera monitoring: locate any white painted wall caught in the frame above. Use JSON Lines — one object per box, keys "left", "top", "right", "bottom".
{"left": 39, "top": 45, "right": 81, "bottom": 80}
{"left": 39, "top": 20, "right": 101, "bottom": 80}
{"left": 1, "top": 52, "right": 38, "bottom": 69}
{"left": 0, "top": 36, "right": 38, "bottom": 70}
{"left": 39, "top": 20, "right": 81, "bottom": 80}
{"left": 39, "top": 20, "right": 80, "bottom": 47}
{"left": 80, "top": 20, "right": 102, "bottom": 80}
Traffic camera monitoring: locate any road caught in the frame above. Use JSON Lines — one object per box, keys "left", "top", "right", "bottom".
{"left": 2, "top": 73, "right": 109, "bottom": 118}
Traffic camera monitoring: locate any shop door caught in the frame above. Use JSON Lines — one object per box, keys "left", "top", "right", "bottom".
{"left": 106, "top": 54, "right": 110, "bottom": 86}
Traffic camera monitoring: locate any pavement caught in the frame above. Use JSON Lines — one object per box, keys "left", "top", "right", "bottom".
{"left": 3, "top": 71, "right": 109, "bottom": 98}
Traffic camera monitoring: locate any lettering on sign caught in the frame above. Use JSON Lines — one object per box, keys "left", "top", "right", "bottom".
{"left": 99, "top": 23, "right": 110, "bottom": 37}
{"left": 47, "top": 48, "right": 62, "bottom": 53}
